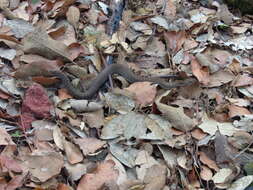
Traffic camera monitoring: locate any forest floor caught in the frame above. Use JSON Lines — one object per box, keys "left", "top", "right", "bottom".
{"left": 0, "top": 0, "right": 253, "bottom": 189}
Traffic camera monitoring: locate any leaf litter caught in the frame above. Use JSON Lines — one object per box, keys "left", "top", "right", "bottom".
{"left": 0, "top": 0, "right": 253, "bottom": 189}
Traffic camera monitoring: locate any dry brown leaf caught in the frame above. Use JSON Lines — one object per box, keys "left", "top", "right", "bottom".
{"left": 232, "top": 74, "right": 253, "bottom": 87}
{"left": 207, "top": 70, "right": 235, "bottom": 87}
{"left": 22, "top": 151, "right": 64, "bottom": 182}
{"left": 57, "top": 183, "right": 71, "bottom": 190}
{"left": 74, "top": 138, "right": 106, "bottom": 156}
{"left": 53, "top": 125, "right": 65, "bottom": 150}
{"left": 14, "top": 61, "right": 61, "bottom": 80}
{"left": 191, "top": 128, "right": 207, "bottom": 140}
{"left": 214, "top": 131, "right": 235, "bottom": 165}
{"left": 64, "top": 162, "right": 88, "bottom": 181}
{"left": 22, "top": 27, "right": 73, "bottom": 62}
{"left": 68, "top": 43, "right": 85, "bottom": 60}
{"left": 83, "top": 110, "right": 105, "bottom": 129}
{"left": 183, "top": 38, "right": 198, "bottom": 51}
{"left": 56, "top": 0, "right": 76, "bottom": 17}
{"left": 228, "top": 131, "right": 253, "bottom": 149}
{"left": 191, "top": 58, "right": 210, "bottom": 85}
{"left": 57, "top": 88, "right": 72, "bottom": 100}
{"left": 199, "top": 151, "right": 219, "bottom": 171}
{"left": 66, "top": 6, "right": 80, "bottom": 28}
{"left": 49, "top": 23, "right": 77, "bottom": 46}
{"left": 228, "top": 105, "right": 251, "bottom": 118}
{"left": 77, "top": 160, "right": 119, "bottom": 190}
{"left": 0, "top": 34, "right": 21, "bottom": 44}
{"left": 64, "top": 140, "right": 84, "bottom": 164}
{"left": 155, "top": 91, "right": 196, "bottom": 132}
{"left": 188, "top": 169, "right": 201, "bottom": 188}
{"left": 0, "top": 128, "right": 15, "bottom": 145}
{"left": 164, "top": 0, "right": 176, "bottom": 19}
{"left": 143, "top": 164, "right": 167, "bottom": 190}
{"left": 125, "top": 82, "right": 157, "bottom": 107}
{"left": 164, "top": 31, "right": 186, "bottom": 53}
{"left": 227, "top": 58, "right": 241, "bottom": 74}
{"left": 0, "top": 155, "right": 22, "bottom": 173}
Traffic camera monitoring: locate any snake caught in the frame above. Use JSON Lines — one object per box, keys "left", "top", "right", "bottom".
{"left": 48, "top": 64, "right": 196, "bottom": 99}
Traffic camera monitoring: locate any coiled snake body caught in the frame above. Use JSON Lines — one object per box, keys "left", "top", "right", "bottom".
{"left": 49, "top": 64, "right": 196, "bottom": 99}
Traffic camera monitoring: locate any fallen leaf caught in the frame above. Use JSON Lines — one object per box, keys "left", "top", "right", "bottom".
{"left": 150, "top": 16, "right": 169, "bottom": 30}
{"left": 3, "top": 19, "right": 34, "bottom": 38}
{"left": 125, "top": 82, "right": 157, "bottom": 107}
{"left": 228, "top": 105, "right": 251, "bottom": 118}
{"left": 20, "top": 83, "right": 53, "bottom": 130}
{"left": 217, "top": 4, "right": 233, "bottom": 25}
{"left": 143, "top": 164, "right": 167, "bottom": 190}
{"left": 0, "top": 155, "right": 22, "bottom": 173}
{"left": 232, "top": 74, "right": 253, "bottom": 87}
{"left": 5, "top": 175, "right": 25, "bottom": 190}
{"left": 66, "top": 6, "right": 80, "bottom": 28}
{"left": 22, "top": 151, "right": 64, "bottom": 182}
{"left": 164, "top": 31, "right": 186, "bottom": 53}
{"left": 14, "top": 61, "right": 61, "bottom": 79}
{"left": 200, "top": 165, "right": 213, "bottom": 181}
{"left": 199, "top": 151, "right": 219, "bottom": 171}
{"left": 228, "top": 131, "right": 253, "bottom": 149}
{"left": 206, "top": 70, "right": 235, "bottom": 87}
{"left": 135, "top": 150, "right": 160, "bottom": 180}
{"left": 74, "top": 138, "right": 106, "bottom": 156}
{"left": 164, "top": 0, "right": 176, "bottom": 19}
{"left": 228, "top": 175, "right": 253, "bottom": 190}
{"left": 191, "top": 128, "right": 207, "bottom": 140}
{"left": 212, "top": 168, "right": 233, "bottom": 184}
{"left": 64, "top": 162, "right": 88, "bottom": 181}
{"left": 64, "top": 140, "right": 83, "bottom": 164}
{"left": 198, "top": 114, "right": 241, "bottom": 136}
{"left": 0, "top": 47, "right": 16, "bottom": 60}
{"left": 191, "top": 58, "right": 210, "bottom": 85}
{"left": 155, "top": 91, "right": 196, "bottom": 131}
{"left": 77, "top": 160, "right": 119, "bottom": 190}
{"left": 0, "top": 128, "right": 15, "bottom": 145}
{"left": 22, "top": 27, "right": 73, "bottom": 62}
{"left": 214, "top": 131, "right": 235, "bottom": 164}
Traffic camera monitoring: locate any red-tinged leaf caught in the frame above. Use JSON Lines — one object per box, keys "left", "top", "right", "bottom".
{"left": 0, "top": 155, "right": 22, "bottom": 173}
{"left": 0, "top": 34, "right": 21, "bottom": 44}
{"left": 31, "top": 75, "right": 59, "bottom": 86}
{"left": 191, "top": 58, "right": 210, "bottom": 85}
{"left": 191, "top": 128, "right": 207, "bottom": 140}
{"left": 68, "top": 43, "right": 85, "bottom": 60}
{"left": 5, "top": 175, "right": 25, "bottom": 190}
{"left": 48, "top": 26, "right": 66, "bottom": 39}
{"left": 0, "top": 177, "right": 7, "bottom": 190}
{"left": 57, "top": 183, "right": 71, "bottom": 190}
{"left": 77, "top": 160, "right": 119, "bottom": 190}
{"left": 0, "top": 90, "right": 11, "bottom": 99}
{"left": 20, "top": 83, "right": 52, "bottom": 130}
